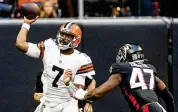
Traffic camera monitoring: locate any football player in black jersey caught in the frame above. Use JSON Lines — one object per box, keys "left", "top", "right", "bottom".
{"left": 33, "top": 69, "right": 96, "bottom": 112}
{"left": 33, "top": 69, "right": 44, "bottom": 102}
{"left": 64, "top": 43, "right": 175, "bottom": 112}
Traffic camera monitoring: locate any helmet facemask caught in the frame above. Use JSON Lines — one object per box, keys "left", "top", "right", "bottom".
{"left": 129, "top": 51, "right": 145, "bottom": 64}
{"left": 56, "top": 30, "right": 76, "bottom": 50}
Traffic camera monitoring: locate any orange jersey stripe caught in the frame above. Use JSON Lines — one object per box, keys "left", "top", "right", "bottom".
{"left": 77, "top": 63, "right": 93, "bottom": 72}
{"left": 37, "top": 41, "right": 45, "bottom": 58}
{"left": 39, "top": 48, "right": 44, "bottom": 59}
{"left": 77, "top": 63, "right": 94, "bottom": 74}
{"left": 77, "top": 67, "right": 94, "bottom": 74}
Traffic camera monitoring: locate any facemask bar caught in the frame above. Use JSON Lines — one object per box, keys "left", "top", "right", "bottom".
{"left": 56, "top": 31, "right": 76, "bottom": 50}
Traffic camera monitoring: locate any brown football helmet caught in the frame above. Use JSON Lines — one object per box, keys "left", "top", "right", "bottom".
{"left": 57, "top": 22, "right": 82, "bottom": 50}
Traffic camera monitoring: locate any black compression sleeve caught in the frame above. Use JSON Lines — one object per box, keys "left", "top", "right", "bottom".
{"left": 159, "top": 87, "right": 175, "bottom": 112}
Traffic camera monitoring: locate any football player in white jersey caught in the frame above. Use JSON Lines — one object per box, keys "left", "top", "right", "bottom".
{"left": 33, "top": 68, "right": 96, "bottom": 112}
{"left": 16, "top": 17, "right": 96, "bottom": 112}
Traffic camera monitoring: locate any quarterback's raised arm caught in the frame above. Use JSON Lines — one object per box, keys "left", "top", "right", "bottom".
{"left": 16, "top": 17, "right": 41, "bottom": 58}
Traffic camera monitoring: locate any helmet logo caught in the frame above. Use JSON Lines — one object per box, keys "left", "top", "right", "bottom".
{"left": 116, "top": 46, "right": 129, "bottom": 63}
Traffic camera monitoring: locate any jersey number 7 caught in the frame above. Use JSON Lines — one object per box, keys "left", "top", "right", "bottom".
{"left": 52, "top": 65, "right": 64, "bottom": 87}
{"left": 130, "top": 68, "right": 155, "bottom": 90}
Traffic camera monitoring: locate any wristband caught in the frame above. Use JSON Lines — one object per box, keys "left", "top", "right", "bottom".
{"left": 22, "top": 23, "right": 30, "bottom": 31}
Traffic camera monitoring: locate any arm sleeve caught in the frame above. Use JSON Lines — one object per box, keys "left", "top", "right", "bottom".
{"left": 76, "top": 54, "right": 95, "bottom": 77}
{"left": 25, "top": 43, "right": 40, "bottom": 58}
{"left": 75, "top": 53, "right": 95, "bottom": 86}
{"left": 74, "top": 75, "right": 86, "bottom": 86}
{"left": 156, "top": 87, "right": 175, "bottom": 112}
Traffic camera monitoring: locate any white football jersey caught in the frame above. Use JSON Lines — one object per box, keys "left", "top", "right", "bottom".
{"left": 26, "top": 38, "right": 95, "bottom": 104}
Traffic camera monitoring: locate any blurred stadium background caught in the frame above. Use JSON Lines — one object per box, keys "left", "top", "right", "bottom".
{"left": 0, "top": 0, "right": 177, "bottom": 112}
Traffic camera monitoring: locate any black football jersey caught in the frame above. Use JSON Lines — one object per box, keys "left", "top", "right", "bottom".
{"left": 109, "top": 62, "right": 158, "bottom": 111}
{"left": 34, "top": 70, "right": 43, "bottom": 93}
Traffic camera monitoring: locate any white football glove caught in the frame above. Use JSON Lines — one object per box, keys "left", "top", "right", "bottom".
{"left": 74, "top": 88, "right": 88, "bottom": 100}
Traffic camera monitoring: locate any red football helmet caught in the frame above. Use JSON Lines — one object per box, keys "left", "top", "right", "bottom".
{"left": 57, "top": 22, "right": 82, "bottom": 50}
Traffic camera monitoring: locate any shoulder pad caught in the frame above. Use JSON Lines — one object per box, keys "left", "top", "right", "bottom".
{"left": 109, "top": 62, "right": 130, "bottom": 75}
{"left": 147, "top": 64, "right": 158, "bottom": 75}
{"left": 78, "top": 52, "right": 92, "bottom": 66}
{"left": 76, "top": 52, "right": 95, "bottom": 76}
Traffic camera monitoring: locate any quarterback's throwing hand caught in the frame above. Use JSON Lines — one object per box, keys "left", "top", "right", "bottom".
{"left": 24, "top": 16, "right": 39, "bottom": 25}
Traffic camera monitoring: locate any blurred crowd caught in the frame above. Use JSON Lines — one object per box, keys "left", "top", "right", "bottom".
{"left": 0, "top": 0, "right": 176, "bottom": 19}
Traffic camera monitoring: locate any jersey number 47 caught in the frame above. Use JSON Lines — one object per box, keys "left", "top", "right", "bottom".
{"left": 130, "top": 68, "right": 155, "bottom": 90}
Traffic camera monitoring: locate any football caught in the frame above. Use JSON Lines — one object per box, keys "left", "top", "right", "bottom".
{"left": 21, "top": 3, "right": 40, "bottom": 19}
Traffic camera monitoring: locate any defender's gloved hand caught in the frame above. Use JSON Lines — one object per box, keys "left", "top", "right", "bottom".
{"left": 74, "top": 88, "right": 88, "bottom": 100}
